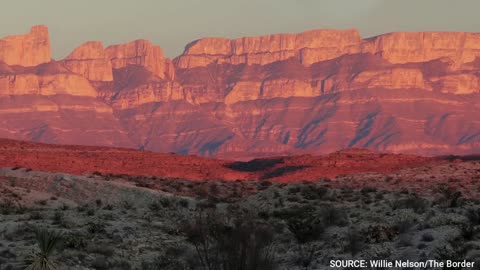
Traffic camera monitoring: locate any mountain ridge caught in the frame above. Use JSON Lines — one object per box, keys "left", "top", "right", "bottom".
{"left": 0, "top": 25, "right": 480, "bottom": 157}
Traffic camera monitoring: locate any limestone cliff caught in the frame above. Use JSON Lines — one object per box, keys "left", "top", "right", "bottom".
{"left": 175, "top": 29, "right": 361, "bottom": 68}
{"left": 63, "top": 41, "right": 113, "bottom": 82}
{"left": 0, "top": 25, "right": 51, "bottom": 67}
{"left": 1, "top": 26, "right": 480, "bottom": 157}
{"left": 362, "top": 32, "right": 480, "bottom": 67}
{"left": 105, "top": 40, "right": 175, "bottom": 79}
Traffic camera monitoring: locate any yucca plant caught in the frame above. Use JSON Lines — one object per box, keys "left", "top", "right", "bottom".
{"left": 24, "top": 227, "right": 63, "bottom": 270}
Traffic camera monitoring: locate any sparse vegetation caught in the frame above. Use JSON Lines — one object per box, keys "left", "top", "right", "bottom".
{"left": 1, "top": 161, "right": 480, "bottom": 269}
{"left": 182, "top": 208, "right": 276, "bottom": 270}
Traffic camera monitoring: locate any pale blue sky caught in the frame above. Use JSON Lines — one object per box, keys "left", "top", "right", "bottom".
{"left": 1, "top": 0, "right": 479, "bottom": 59}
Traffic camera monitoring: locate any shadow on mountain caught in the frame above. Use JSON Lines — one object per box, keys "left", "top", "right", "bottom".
{"left": 226, "top": 158, "right": 285, "bottom": 172}
{"left": 440, "top": 155, "right": 480, "bottom": 161}
{"left": 261, "top": 165, "right": 311, "bottom": 179}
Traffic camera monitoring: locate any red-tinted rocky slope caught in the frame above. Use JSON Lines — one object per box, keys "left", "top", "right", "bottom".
{"left": 1, "top": 26, "right": 480, "bottom": 157}
{"left": 0, "top": 139, "right": 440, "bottom": 181}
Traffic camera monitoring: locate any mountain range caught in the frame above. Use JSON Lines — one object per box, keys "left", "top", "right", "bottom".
{"left": 1, "top": 25, "right": 480, "bottom": 158}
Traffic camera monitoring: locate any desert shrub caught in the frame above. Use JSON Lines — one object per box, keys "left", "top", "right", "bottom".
{"left": 434, "top": 240, "right": 468, "bottom": 268}
{"left": 421, "top": 232, "right": 434, "bottom": 242}
{"left": 35, "top": 200, "right": 48, "bottom": 206}
{"left": 24, "top": 228, "right": 63, "bottom": 270}
{"left": 29, "top": 211, "right": 44, "bottom": 220}
{"left": 286, "top": 196, "right": 299, "bottom": 203}
{"left": 87, "top": 222, "right": 106, "bottom": 235}
{"left": 196, "top": 200, "right": 217, "bottom": 210}
{"left": 86, "top": 208, "right": 95, "bottom": 216}
{"left": 0, "top": 199, "right": 26, "bottom": 215}
{"left": 364, "top": 225, "right": 397, "bottom": 243}
{"left": 148, "top": 200, "right": 162, "bottom": 212}
{"left": 59, "top": 204, "right": 69, "bottom": 211}
{"left": 435, "top": 184, "right": 463, "bottom": 208}
{"left": 287, "top": 215, "right": 325, "bottom": 245}
{"left": 95, "top": 199, "right": 103, "bottom": 207}
{"left": 288, "top": 186, "right": 301, "bottom": 194}
{"left": 272, "top": 205, "right": 315, "bottom": 220}
{"left": 343, "top": 228, "right": 365, "bottom": 256}
{"left": 361, "top": 186, "right": 377, "bottom": 194}
{"left": 466, "top": 207, "right": 480, "bottom": 225}
{"left": 299, "top": 185, "right": 328, "bottom": 201}
{"left": 177, "top": 198, "right": 189, "bottom": 208}
{"left": 460, "top": 224, "right": 478, "bottom": 241}
{"left": 390, "top": 195, "right": 429, "bottom": 214}
{"left": 51, "top": 212, "right": 64, "bottom": 226}
{"left": 159, "top": 197, "right": 172, "bottom": 208}
{"left": 149, "top": 197, "right": 174, "bottom": 213}
{"left": 427, "top": 212, "right": 469, "bottom": 228}
{"left": 287, "top": 215, "right": 324, "bottom": 269}
{"left": 91, "top": 257, "right": 108, "bottom": 270}
{"left": 109, "top": 259, "right": 132, "bottom": 270}
{"left": 76, "top": 204, "right": 88, "bottom": 212}
{"left": 396, "top": 234, "right": 413, "bottom": 247}
{"left": 63, "top": 233, "right": 87, "bottom": 250}
{"left": 417, "top": 243, "right": 427, "bottom": 249}
{"left": 392, "top": 209, "right": 417, "bottom": 233}
{"left": 87, "top": 244, "right": 115, "bottom": 257}
{"left": 121, "top": 200, "right": 135, "bottom": 210}
{"left": 140, "top": 247, "right": 190, "bottom": 270}
{"left": 181, "top": 209, "right": 276, "bottom": 270}
{"left": 318, "top": 205, "right": 348, "bottom": 227}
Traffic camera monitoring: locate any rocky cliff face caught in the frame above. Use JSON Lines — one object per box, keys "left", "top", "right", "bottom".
{"left": 63, "top": 41, "right": 113, "bottom": 82}
{"left": 0, "top": 26, "right": 480, "bottom": 157}
{"left": 175, "top": 29, "right": 362, "bottom": 68}
{"left": 362, "top": 32, "right": 480, "bottom": 67}
{"left": 0, "top": 25, "right": 51, "bottom": 67}
{"left": 105, "top": 40, "right": 175, "bottom": 79}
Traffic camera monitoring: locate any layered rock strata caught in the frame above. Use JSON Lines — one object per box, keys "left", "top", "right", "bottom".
{"left": 0, "top": 25, "right": 480, "bottom": 157}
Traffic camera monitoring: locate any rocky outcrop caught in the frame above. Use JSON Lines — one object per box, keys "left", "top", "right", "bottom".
{"left": 105, "top": 40, "right": 175, "bottom": 79}
{"left": 0, "top": 72, "right": 97, "bottom": 97}
{"left": 362, "top": 32, "right": 480, "bottom": 67}
{"left": 349, "top": 68, "right": 429, "bottom": 90}
{"left": 176, "top": 30, "right": 480, "bottom": 71}
{"left": 430, "top": 74, "right": 480, "bottom": 94}
{"left": 0, "top": 25, "right": 51, "bottom": 67}
{"left": 110, "top": 81, "right": 186, "bottom": 109}
{"left": 175, "top": 29, "right": 361, "bottom": 68}
{"left": 63, "top": 41, "right": 113, "bottom": 82}
{"left": 0, "top": 61, "right": 97, "bottom": 97}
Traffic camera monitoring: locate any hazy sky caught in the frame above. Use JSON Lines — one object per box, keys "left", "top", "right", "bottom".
{"left": 1, "top": 0, "right": 480, "bottom": 59}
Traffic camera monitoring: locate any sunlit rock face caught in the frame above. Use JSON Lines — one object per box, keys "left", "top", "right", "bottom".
{"left": 0, "top": 25, "right": 51, "bottom": 67}
{"left": 105, "top": 39, "right": 175, "bottom": 80}
{"left": 175, "top": 29, "right": 362, "bottom": 68}
{"left": 1, "top": 26, "right": 480, "bottom": 157}
{"left": 63, "top": 41, "right": 114, "bottom": 82}
{"left": 362, "top": 32, "right": 480, "bottom": 67}
{"left": 0, "top": 61, "right": 97, "bottom": 97}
